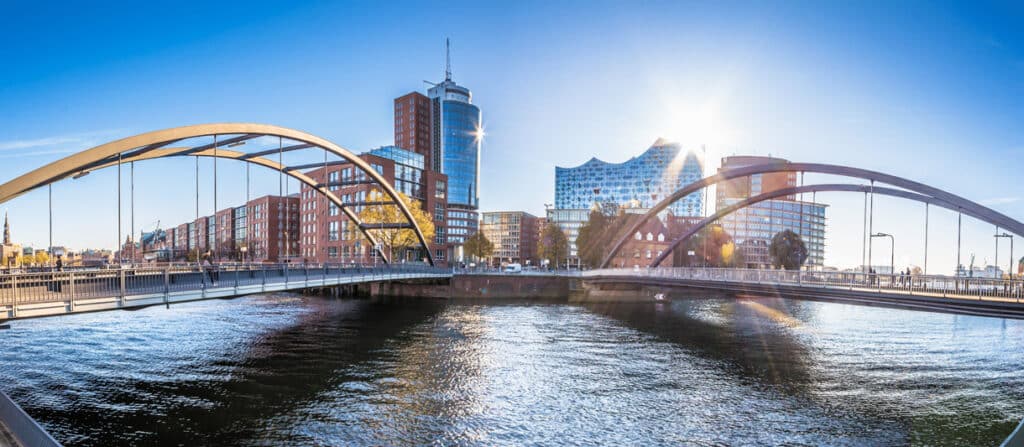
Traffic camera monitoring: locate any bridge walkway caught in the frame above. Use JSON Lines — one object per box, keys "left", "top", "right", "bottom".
{"left": 584, "top": 267, "right": 1024, "bottom": 318}
{"left": 0, "top": 263, "right": 450, "bottom": 322}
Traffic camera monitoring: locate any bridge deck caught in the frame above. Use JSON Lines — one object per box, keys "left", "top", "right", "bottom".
{"left": 584, "top": 268, "right": 1024, "bottom": 319}
{"left": 0, "top": 264, "right": 450, "bottom": 322}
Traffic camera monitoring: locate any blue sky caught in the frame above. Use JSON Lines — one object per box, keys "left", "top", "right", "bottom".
{"left": 1, "top": 1, "right": 1022, "bottom": 271}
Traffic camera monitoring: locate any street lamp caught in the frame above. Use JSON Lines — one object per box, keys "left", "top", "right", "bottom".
{"left": 995, "top": 232, "right": 1013, "bottom": 279}
{"left": 871, "top": 233, "right": 894, "bottom": 276}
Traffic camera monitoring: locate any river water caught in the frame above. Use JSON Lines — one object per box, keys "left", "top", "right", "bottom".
{"left": 0, "top": 294, "right": 1022, "bottom": 446}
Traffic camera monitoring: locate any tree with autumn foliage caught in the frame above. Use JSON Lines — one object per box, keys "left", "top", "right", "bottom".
{"left": 680, "top": 224, "right": 744, "bottom": 267}
{"left": 463, "top": 231, "right": 494, "bottom": 266}
{"left": 358, "top": 190, "right": 435, "bottom": 263}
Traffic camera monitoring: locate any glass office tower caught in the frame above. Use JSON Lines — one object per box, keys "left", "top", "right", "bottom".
{"left": 429, "top": 73, "right": 482, "bottom": 261}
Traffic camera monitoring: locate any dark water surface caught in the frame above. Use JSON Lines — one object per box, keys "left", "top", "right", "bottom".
{"left": 0, "top": 294, "right": 1022, "bottom": 446}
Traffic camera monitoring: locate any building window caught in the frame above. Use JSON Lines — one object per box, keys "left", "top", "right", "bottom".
{"left": 435, "top": 180, "right": 446, "bottom": 199}
{"left": 646, "top": 232, "right": 653, "bottom": 241}
{"left": 328, "top": 170, "right": 339, "bottom": 191}
{"left": 328, "top": 247, "right": 338, "bottom": 258}
{"left": 635, "top": 232, "right": 642, "bottom": 240}
{"left": 329, "top": 222, "right": 339, "bottom": 241}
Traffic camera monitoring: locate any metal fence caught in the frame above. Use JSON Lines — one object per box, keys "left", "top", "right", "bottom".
{"left": 0, "top": 263, "right": 448, "bottom": 309}
{"left": 583, "top": 267, "right": 1024, "bottom": 302}
{"left": 452, "top": 268, "right": 583, "bottom": 277}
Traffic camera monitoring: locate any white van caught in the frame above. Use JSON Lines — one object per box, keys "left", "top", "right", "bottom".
{"left": 504, "top": 263, "right": 523, "bottom": 273}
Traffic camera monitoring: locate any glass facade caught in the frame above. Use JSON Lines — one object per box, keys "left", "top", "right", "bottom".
{"left": 718, "top": 199, "right": 827, "bottom": 267}
{"left": 546, "top": 208, "right": 590, "bottom": 258}
{"left": 368, "top": 146, "right": 425, "bottom": 200}
{"left": 481, "top": 211, "right": 539, "bottom": 265}
{"left": 429, "top": 78, "right": 482, "bottom": 261}
{"left": 429, "top": 81, "right": 481, "bottom": 209}
{"left": 555, "top": 141, "right": 704, "bottom": 217}
{"left": 715, "top": 155, "right": 828, "bottom": 269}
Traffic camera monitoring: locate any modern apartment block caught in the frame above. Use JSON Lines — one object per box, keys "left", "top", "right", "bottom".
{"left": 297, "top": 146, "right": 449, "bottom": 265}
{"left": 715, "top": 156, "right": 827, "bottom": 268}
{"left": 480, "top": 211, "right": 540, "bottom": 266}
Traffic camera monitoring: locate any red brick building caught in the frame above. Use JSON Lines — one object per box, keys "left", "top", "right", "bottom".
{"left": 213, "top": 207, "right": 235, "bottom": 259}
{"left": 394, "top": 92, "right": 434, "bottom": 169}
{"left": 716, "top": 156, "right": 796, "bottom": 203}
{"left": 244, "top": 195, "right": 299, "bottom": 263}
{"left": 192, "top": 217, "right": 209, "bottom": 258}
{"left": 162, "top": 196, "right": 297, "bottom": 263}
{"left": 609, "top": 217, "right": 672, "bottom": 268}
{"left": 174, "top": 223, "right": 188, "bottom": 259}
{"left": 298, "top": 147, "right": 449, "bottom": 265}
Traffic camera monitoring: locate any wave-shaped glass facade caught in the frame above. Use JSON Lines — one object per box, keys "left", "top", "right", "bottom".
{"left": 555, "top": 142, "right": 704, "bottom": 217}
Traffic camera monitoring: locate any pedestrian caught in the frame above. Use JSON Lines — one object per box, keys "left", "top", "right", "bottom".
{"left": 56, "top": 256, "right": 63, "bottom": 272}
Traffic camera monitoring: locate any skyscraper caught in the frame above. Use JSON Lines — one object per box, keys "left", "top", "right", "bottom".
{"left": 428, "top": 40, "right": 482, "bottom": 261}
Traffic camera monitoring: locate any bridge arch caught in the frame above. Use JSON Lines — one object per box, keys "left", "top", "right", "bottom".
{"left": 601, "top": 162, "right": 1024, "bottom": 268}
{"left": 648, "top": 183, "right": 980, "bottom": 267}
{"left": 0, "top": 123, "right": 435, "bottom": 265}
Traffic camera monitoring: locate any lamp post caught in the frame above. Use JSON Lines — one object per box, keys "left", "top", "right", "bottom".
{"left": 995, "top": 232, "right": 1013, "bottom": 279}
{"left": 871, "top": 233, "right": 894, "bottom": 278}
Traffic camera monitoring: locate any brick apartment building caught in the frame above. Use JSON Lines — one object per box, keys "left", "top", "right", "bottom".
{"left": 154, "top": 194, "right": 297, "bottom": 263}
{"left": 297, "top": 146, "right": 449, "bottom": 265}
{"left": 244, "top": 195, "right": 299, "bottom": 263}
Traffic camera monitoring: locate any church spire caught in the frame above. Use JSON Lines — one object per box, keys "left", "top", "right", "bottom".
{"left": 3, "top": 212, "right": 9, "bottom": 245}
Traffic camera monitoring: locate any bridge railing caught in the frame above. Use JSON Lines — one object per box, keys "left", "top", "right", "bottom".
{"left": 584, "top": 267, "right": 1024, "bottom": 302}
{"left": 452, "top": 268, "right": 583, "bottom": 277}
{"left": 0, "top": 263, "right": 449, "bottom": 310}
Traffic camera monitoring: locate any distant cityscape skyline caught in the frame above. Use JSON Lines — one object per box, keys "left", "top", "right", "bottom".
{"left": 1, "top": 2, "right": 1021, "bottom": 273}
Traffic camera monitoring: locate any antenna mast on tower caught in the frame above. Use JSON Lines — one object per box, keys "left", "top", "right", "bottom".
{"left": 445, "top": 38, "right": 452, "bottom": 81}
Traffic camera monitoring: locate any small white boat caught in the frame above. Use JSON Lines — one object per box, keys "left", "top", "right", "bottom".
{"left": 653, "top": 293, "right": 666, "bottom": 302}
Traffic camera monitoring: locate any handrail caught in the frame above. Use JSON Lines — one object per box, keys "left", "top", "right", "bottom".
{"left": 0, "top": 263, "right": 450, "bottom": 315}
{"left": 583, "top": 267, "right": 1024, "bottom": 303}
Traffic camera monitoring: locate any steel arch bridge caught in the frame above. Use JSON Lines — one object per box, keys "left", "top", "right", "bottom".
{"left": 600, "top": 162, "right": 1024, "bottom": 269}
{"left": 0, "top": 123, "right": 435, "bottom": 265}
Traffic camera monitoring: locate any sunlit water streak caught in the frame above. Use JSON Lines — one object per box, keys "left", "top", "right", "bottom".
{"left": 0, "top": 294, "right": 1021, "bottom": 446}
